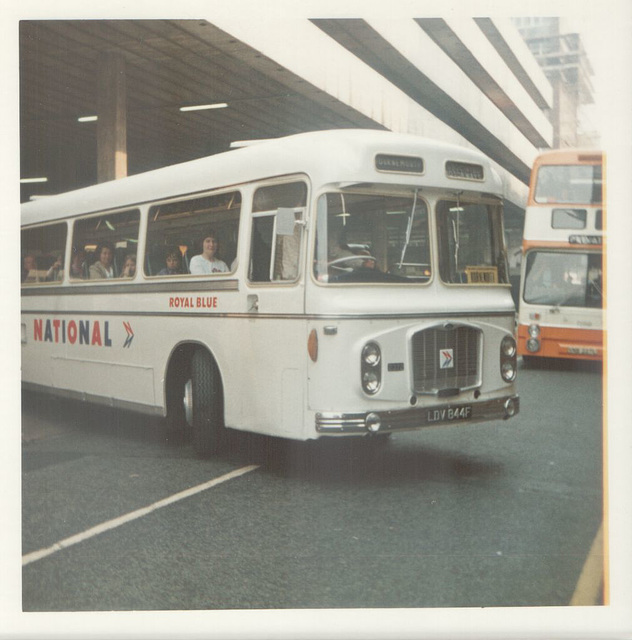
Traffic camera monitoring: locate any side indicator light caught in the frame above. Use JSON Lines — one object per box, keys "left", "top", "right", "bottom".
{"left": 308, "top": 329, "right": 318, "bottom": 362}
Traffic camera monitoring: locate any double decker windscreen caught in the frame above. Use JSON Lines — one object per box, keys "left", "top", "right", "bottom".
{"left": 523, "top": 251, "right": 603, "bottom": 308}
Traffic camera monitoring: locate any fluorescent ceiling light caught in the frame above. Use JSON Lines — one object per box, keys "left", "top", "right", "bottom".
{"left": 179, "top": 103, "right": 228, "bottom": 112}
{"left": 78, "top": 115, "right": 98, "bottom": 122}
{"left": 230, "top": 138, "right": 272, "bottom": 148}
{"left": 20, "top": 177, "right": 48, "bottom": 184}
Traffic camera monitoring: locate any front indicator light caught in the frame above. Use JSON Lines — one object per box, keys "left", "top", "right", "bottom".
{"left": 365, "top": 413, "right": 382, "bottom": 432}
{"left": 308, "top": 329, "right": 318, "bottom": 362}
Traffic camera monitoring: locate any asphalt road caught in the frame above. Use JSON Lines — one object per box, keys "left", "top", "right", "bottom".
{"left": 21, "top": 358, "right": 604, "bottom": 611}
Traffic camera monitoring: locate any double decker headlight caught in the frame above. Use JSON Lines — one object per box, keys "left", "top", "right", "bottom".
{"left": 361, "top": 342, "right": 382, "bottom": 395}
{"left": 500, "top": 335, "right": 517, "bottom": 382}
{"left": 527, "top": 324, "right": 541, "bottom": 352}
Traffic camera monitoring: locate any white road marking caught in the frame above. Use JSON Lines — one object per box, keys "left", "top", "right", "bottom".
{"left": 22, "top": 464, "right": 260, "bottom": 567}
{"left": 570, "top": 522, "right": 605, "bottom": 605}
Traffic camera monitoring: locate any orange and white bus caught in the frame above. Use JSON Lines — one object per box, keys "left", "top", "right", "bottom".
{"left": 21, "top": 129, "right": 519, "bottom": 456}
{"left": 517, "top": 149, "right": 604, "bottom": 363}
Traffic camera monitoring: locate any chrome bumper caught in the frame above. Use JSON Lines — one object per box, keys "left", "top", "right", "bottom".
{"left": 315, "top": 395, "right": 519, "bottom": 434}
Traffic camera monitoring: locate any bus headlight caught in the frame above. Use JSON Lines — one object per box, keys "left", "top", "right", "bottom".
{"left": 362, "top": 342, "right": 381, "bottom": 366}
{"left": 361, "top": 341, "right": 381, "bottom": 395}
{"left": 501, "top": 362, "right": 516, "bottom": 382}
{"left": 527, "top": 338, "right": 541, "bottom": 353}
{"left": 362, "top": 371, "right": 381, "bottom": 394}
{"left": 528, "top": 324, "right": 540, "bottom": 338}
{"left": 500, "top": 335, "right": 517, "bottom": 382}
{"left": 501, "top": 335, "right": 517, "bottom": 358}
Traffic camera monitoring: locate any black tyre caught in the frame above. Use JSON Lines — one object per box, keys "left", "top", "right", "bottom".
{"left": 191, "top": 348, "right": 224, "bottom": 457}
{"left": 164, "top": 346, "right": 192, "bottom": 445}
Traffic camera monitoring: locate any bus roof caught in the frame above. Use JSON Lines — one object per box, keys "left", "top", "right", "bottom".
{"left": 22, "top": 129, "right": 502, "bottom": 226}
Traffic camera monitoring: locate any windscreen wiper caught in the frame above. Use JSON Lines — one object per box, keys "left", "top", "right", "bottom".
{"left": 398, "top": 189, "right": 419, "bottom": 269}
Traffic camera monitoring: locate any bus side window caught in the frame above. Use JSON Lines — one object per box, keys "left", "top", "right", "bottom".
{"left": 145, "top": 191, "right": 241, "bottom": 278}
{"left": 71, "top": 209, "right": 140, "bottom": 281}
{"left": 249, "top": 181, "right": 306, "bottom": 284}
{"left": 21, "top": 222, "right": 67, "bottom": 284}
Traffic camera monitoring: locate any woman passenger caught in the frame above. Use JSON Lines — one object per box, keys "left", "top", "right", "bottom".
{"left": 121, "top": 254, "right": 137, "bottom": 278}
{"left": 89, "top": 243, "right": 115, "bottom": 279}
{"left": 189, "top": 230, "right": 228, "bottom": 275}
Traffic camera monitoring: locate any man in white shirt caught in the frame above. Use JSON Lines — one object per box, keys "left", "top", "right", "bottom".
{"left": 189, "top": 231, "right": 229, "bottom": 275}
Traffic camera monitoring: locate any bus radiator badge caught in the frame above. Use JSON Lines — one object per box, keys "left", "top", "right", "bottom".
{"left": 440, "top": 349, "right": 454, "bottom": 369}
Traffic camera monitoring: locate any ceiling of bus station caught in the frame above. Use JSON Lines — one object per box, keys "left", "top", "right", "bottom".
{"left": 20, "top": 19, "right": 383, "bottom": 201}
{"left": 20, "top": 18, "right": 539, "bottom": 208}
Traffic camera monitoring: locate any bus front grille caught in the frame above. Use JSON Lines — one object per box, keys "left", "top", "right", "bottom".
{"left": 411, "top": 324, "right": 481, "bottom": 394}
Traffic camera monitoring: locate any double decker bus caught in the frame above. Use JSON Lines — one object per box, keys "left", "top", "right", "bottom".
{"left": 21, "top": 129, "right": 519, "bottom": 457}
{"left": 518, "top": 149, "right": 604, "bottom": 363}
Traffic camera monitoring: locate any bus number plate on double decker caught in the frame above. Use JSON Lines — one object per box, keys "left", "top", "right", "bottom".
{"left": 566, "top": 346, "right": 599, "bottom": 356}
{"left": 427, "top": 405, "right": 472, "bottom": 423}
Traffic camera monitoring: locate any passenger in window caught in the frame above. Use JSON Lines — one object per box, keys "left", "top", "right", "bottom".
{"left": 69, "top": 248, "right": 87, "bottom": 279}
{"left": 21, "top": 254, "right": 38, "bottom": 283}
{"left": 158, "top": 247, "right": 183, "bottom": 276}
{"left": 189, "top": 230, "right": 229, "bottom": 275}
{"left": 89, "top": 243, "right": 115, "bottom": 279}
{"left": 121, "top": 254, "right": 137, "bottom": 278}
{"left": 45, "top": 254, "right": 64, "bottom": 281}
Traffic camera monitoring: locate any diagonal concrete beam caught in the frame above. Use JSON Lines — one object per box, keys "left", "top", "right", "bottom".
{"left": 312, "top": 18, "right": 532, "bottom": 184}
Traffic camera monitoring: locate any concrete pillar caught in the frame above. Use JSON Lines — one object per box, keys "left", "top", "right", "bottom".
{"left": 97, "top": 52, "right": 127, "bottom": 183}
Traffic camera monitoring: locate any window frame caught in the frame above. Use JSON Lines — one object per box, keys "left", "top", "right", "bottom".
{"left": 312, "top": 188, "right": 434, "bottom": 287}
{"left": 551, "top": 208, "right": 587, "bottom": 230}
{"left": 247, "top": 180, "right": 308, "bottom": 286}
{"left": 70, "top": 208, "right": 141, "bottom": 283}
{"left": 21, "top": 221, "right": 68, "bottom": 286}
{"left": 435, "top": 198, "right": 509, "bottom": 286}
{"left": 143, "top": 189, "right": 242, "bottom": 279}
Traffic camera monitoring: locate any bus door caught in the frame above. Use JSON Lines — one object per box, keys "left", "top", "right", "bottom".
{"left": 239, "top": 180, "right": 309, "bottom": 435}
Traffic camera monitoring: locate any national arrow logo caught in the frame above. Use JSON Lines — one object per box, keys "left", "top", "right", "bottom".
{"left": 439, "top": 348, "right": 454, "bottom": 369}
{"left": 123, "top": 322, "right": 134, "bottom": 348}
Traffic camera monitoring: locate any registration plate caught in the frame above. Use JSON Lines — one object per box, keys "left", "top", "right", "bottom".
{"left": 426, "top": 405, "right": 472, "bottom": 424}
{"left": 566, "top": 346, "right": 599, "bottom": 356}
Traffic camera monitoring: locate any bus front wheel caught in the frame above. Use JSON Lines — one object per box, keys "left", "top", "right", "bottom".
{"left": 190, "top": 348, "right": 224, "bottom": 457}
